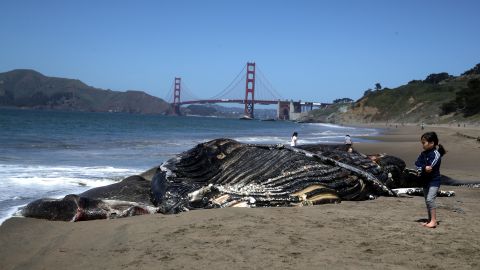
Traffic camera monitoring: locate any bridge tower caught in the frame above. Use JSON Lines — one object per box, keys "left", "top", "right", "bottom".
{"left": 173, "top": 77, "right": 181, "bottom": 115}
{"left": 244, "top": 62, "right": 256, "bottom": 118}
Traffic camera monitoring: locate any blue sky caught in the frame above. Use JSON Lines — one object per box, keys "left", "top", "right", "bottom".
{"left": 1, "top": 0, "right": 479, "bottom": 103}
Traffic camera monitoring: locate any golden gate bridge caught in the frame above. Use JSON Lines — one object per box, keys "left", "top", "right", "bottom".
{"left": 165, "top": 63, "right": 329, "bottom": 120}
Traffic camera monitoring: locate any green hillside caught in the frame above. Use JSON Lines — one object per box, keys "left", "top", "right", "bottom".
{"left": 0, "top": 69, "right": 171, "bottom": 114}
{"left": 302, "top": 64, "right": 480, "bottom": 124}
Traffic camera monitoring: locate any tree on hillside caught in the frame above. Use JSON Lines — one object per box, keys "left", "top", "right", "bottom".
{"left": 408, "top": 80, "right": 422, "bottom": 84}
{"left": 461, "top": 63, "right": 480, "bottom": 76}
{"left": 333, "top": 98, "right": 354, "bottom": 104}
{"left": 375, "top": 83, "right": 382, "bottom": 91}
{"left": 441, "top": 78, "right": 480, "bottom": 117}
{"left": 461, "top": 78, "right": 480, "bottom": 116}
{"left": 363, "top": 88, "right": 373, "bottom": 96}
{"left": 424, "top": 72, "right": 453, "bottom": 84}
{"left": 440, "top": 100, "right": 457, "bottom": 115}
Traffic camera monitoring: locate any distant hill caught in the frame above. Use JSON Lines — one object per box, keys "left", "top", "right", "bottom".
{"left": 0, "top": 69, "right": 171, "bottom": 114}
{"left": 301, "top": 63, "right": 480, "bottom": 124}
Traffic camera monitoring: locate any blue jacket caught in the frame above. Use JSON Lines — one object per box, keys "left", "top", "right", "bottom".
{"left": 415, "top": 148, "right": 442, "bottom": 186}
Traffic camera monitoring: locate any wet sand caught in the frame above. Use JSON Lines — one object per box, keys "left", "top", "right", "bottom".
{"left": 1, "top": 125, "right": 479, "bottom": 270}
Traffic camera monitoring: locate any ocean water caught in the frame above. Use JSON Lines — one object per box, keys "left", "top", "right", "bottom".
{"left": 0, "top": 108, "right": 380, "bottom": 223}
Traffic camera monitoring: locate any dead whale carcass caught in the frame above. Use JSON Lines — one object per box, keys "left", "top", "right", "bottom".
{"left": 151, "top": 138, "right": 395, "bottom": 214}
{"left": 22, "top": 175, "right": 157, "bottom": 221}
{"left": 21, "top": 138, "right": 455, "bottom": 222}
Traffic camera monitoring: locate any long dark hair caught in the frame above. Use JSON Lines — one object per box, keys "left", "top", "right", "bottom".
{"left": 292, "top": 132, "right": 298, "bottom": 137}
{"left": 421, "top": 131, "right": 446, "bottom": 156}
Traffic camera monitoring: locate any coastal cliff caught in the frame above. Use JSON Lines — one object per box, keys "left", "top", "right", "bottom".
{"left": 300, "top": 63, "right": 480, "bottom": 124}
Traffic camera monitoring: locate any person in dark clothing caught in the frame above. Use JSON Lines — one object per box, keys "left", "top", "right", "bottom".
{"left": 415, "top": 131, "right": 446, "bottom": 229}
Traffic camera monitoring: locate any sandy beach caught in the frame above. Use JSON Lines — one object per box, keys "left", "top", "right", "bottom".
{"left": 354, "top": 124, "right": 480, "bottom": 183}
{"left": 1, "top": 125, "right": 479, "bottom": 270}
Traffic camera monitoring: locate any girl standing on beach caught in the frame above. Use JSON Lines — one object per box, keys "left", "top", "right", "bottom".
{"left": 415, "top": 131, "right": 446, "bottom": 228}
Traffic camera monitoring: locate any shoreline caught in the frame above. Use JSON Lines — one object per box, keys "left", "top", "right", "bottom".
{"left": 1, "top": 124, "right": 479, "bottom": 269}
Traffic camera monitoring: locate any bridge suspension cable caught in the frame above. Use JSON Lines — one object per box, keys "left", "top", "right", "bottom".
{"left": 164, "top": 80, "right": 175, "bottom": 103}
{"left": 164, "top": 78, "right": 201, "bottom": 103}
{"left": 210, "top": 65, "right": 247, "bottom": 100}
{"left": 256, "top": 65, "right": 284, "bottom": 100}
{"left": 181, "top": 80, "right": 201, "bottom": 101}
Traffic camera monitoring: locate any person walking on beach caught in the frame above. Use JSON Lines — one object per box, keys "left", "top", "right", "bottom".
{"left": 344, "top": 134, "right": 353, "bottom": 151}
{"left": 415, "top": 131, "right": 446, "bottom": 229}
{"left": 290, "top": 132, "right": 298, "bottom": 147}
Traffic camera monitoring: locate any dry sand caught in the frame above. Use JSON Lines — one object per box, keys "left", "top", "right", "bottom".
{"left": 1, "top": 125, "right": 479, "bottom": 270}
{"left": 354, "top": 123, "right": 480, "bottom": 183}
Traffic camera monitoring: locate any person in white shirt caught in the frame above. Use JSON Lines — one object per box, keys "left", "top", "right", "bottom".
{"left": 290, "top": 132, "right": 298, "bottom": 147}
{"left": 345, "top": 134, "right": 352, "bottom": 151}
{"left": 290, "top": 132, "right": 298, "bottom": 146}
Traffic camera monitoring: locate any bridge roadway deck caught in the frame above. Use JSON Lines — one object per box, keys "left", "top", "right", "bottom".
{"left": 178, "top": 99, "right": 278, "bottom": 105}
